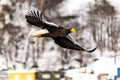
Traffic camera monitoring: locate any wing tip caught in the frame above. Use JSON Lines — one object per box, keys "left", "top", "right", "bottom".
{"left": 25, "top": 10, "right": 41, "bottom": 19}
{"left": 86, "top": 47, "right": 97, "bottom": 53}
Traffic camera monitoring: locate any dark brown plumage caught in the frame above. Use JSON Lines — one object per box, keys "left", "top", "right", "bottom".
{"left": 25, "top": 10, "right": 97, "bottom": 52}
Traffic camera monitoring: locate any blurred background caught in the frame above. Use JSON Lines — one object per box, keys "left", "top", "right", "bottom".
{"left": 0, "top": 0, "right": 120, "bottom": 77}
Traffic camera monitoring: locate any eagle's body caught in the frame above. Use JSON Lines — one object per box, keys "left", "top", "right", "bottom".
{"left": 25, "top": 10, "right": 97, "bottom": 52}
{"left": 42, "top": 27, "right": 70, "bottom": 37}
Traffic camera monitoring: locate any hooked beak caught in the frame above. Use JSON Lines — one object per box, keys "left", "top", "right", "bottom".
{"left": 70, "top": 28, "right": 76, "bottom": 33}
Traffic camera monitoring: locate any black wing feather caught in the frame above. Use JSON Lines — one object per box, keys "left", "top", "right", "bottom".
{"left": 53, "top": 36, "right": 97, "bottom": 52}
{"left": 25, "top": 10, "right": 59, "bottom": 29}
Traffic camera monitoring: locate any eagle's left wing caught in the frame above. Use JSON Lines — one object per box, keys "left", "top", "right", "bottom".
{"left": 25, "top": 10, "right": 59, "bottom": 29}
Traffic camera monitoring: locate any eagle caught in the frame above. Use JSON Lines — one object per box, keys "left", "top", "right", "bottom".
{"left": 25, "top": 10, "right": 96, "bottom": 52}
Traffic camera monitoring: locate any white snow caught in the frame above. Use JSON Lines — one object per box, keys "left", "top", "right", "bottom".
{"left": 37, "top": 50, "right": 62, "bottom": 71}
{"left": 59, "top": 0, "right": 95, "bottom": 16}
{"left": 0, "top": 56, "right": 7, "bottom": 71}
{"left": 108, "top": 0, "right": 120, "bottom": 12}
{"left": 59, "top": 0, "right": 120, "bottom": 14}
{"left": 0, "top": 0, "right": 11, "bottom": 5}
{"left": 3, "top": 31, "right": 11, "bottom": 46}
{"left": 65, "top": 69, "right": 97, "bottom": 80}
{"left": 86, "top": 57, "right": 118, "bottom": 75}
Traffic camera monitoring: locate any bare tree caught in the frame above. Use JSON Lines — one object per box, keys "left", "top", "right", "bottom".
{"left": 88, "top": 0, "right": 120, "bottom": 63}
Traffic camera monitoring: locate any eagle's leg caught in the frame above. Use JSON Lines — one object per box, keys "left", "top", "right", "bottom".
{"left": 34, "top": 34, "right": 41, "bottom": 38}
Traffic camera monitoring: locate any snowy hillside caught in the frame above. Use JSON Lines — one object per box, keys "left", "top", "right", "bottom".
{"left": 0, "top": 0, "right": 120, "bottom": 77}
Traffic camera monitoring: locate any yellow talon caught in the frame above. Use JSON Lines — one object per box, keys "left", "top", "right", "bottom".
{"left": 34, "top": 34, "right": 41, "bottom": 38}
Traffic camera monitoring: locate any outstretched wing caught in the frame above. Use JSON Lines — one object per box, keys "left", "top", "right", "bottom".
{"left": 53, "top": 36, "right": 86, "bottom": 51}
{"left": 25, "top": 10, "right": 59, "bottom": 29}
{"left": 66, "top": 34, "right": 80, "bottom": 45}
{"left": 53, "top": 35, "right": 97, "bottom": 52}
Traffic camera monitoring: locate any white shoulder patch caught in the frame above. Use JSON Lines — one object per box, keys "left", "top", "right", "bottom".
{"left": 66, "top": 34, "right": 80, "bottom": 45}
{"left": 44, "top": 20, "right": 59, "bottom": 27}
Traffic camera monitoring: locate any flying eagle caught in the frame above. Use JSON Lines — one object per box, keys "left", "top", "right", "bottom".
{"left": 25, "top": 10, "right": 96, "bottom": 52}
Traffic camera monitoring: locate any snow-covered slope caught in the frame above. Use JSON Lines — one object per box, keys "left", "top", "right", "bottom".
{"left": 0, "top": 0, "right": 119, "bottom": 72}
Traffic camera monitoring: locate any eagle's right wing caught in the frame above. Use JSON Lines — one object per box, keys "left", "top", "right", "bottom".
{"left": 66, "top": 34, "right": 80, "bottom": 45}
{"left": 53, "top": 35, "right": 97, "bottom": 52}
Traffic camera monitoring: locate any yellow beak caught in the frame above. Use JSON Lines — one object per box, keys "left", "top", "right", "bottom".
{"left": 70, "top": 28, "right": 76, "bottom": 33}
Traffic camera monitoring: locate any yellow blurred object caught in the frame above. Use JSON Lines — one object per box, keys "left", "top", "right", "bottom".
{"left": 8, "top": 71, "right": 35, "bottom": 80}
{"left": 34, "top": 34, "right": 41, "bottom": 38}
{"left": 117, "top": 78, "right": 120, "bottom": 80}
